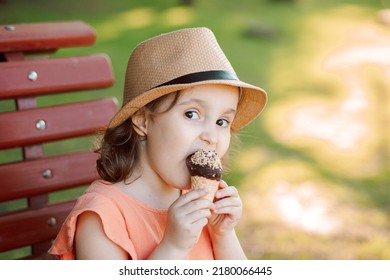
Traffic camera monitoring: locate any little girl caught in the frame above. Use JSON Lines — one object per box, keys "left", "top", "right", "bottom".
{"left": 49, "top": 27, "right": 267, "bottom": 260}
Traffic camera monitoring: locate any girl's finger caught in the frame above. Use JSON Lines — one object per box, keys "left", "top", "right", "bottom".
{"left": 213, "top": 197, "right": 241, "bottom": 210}
{"left": 215, "top": 186, "right": 238, "bottom": 199}
{"left": 180, "top": 197, "right": 213, "bottom": 215}
{"left": 172, "top": 188, "right": 209, "bottom": 208}
{"left": 191, "top": 217, "right": 208, "bottom": 229}
{"left": 213, "top": 204, "right": 242, "bottom": 214}
{"left": 186, "top": 209, "right": 212, "bottom": 224}
{"left": 219, "top": 180, "right": 229, "bottom": 189}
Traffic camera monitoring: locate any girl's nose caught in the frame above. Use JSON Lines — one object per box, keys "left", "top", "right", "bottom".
{"left": 200, "top": 123, "right": 218, "bottom": 146}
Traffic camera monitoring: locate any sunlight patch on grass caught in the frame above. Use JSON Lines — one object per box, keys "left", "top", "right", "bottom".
{"left": 237, "top": 159, "right": 390, "bottom": 259}
{"left": 94, "top": 6, "right": 194, "bottom": 41}
{"left": 263, "top": 94, "right": 381, "bottom": 178}
{"left": 160, "top": 6, "right": 194, "bottom": 27}
{"left": 95, "top": 7, "right": 156, "bottom": 40}
{"left": 267, "top": 4, "right": 377, "bottom": 96}
{"left": 244, "top": 158, "right": 389, "bottom": 233}
{"left": 268, "top": 180, "right": 340, "bottom": 235}
{"left": 263, "top": 7, "right": 389, "bottom": 179}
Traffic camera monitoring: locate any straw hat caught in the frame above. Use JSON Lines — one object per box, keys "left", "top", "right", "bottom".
{"left": 108, "top": 27, "right": 267, "bottom": 131}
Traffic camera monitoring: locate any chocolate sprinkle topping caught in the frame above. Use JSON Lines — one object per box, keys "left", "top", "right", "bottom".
{"left": 186, "top": 149, "right": 222, "bottom": 180}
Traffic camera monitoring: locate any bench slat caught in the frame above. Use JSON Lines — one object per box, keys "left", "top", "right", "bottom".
{"left": 0, "top": 21, "right": 95, "bottom": 53}
{"left": 0, "top": 152, "right": 99, "bottom": 202}
{"left": 0, "top": 200, "right": 76, "bottom": 252}
{"left": 0, "top": 54, "right": 114, "bottom": 99}
{"left": 0, "top": 98, "right": 117, "bottom": 149}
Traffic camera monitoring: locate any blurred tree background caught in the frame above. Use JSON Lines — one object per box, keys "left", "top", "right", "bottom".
{"left": 1, "top": 0, "right": 389, "bottom": 259}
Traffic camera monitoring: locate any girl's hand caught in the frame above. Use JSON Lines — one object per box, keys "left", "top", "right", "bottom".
{"left": 161, "top": 189, "right": 213, "bottom": 254}
{"left": 208, "top": 180, "right": 243, "bottom": 237}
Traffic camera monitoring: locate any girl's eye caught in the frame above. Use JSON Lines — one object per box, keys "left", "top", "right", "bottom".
{"left": 216, "top": 118, "right": 230, "bottom": 128}
{"left": 185, "top": 111, "right": 200, "bottom": 120}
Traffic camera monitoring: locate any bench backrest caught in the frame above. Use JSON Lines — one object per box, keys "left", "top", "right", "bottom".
{"left": 0, "top": 21, "right": 118, "bottom": 259}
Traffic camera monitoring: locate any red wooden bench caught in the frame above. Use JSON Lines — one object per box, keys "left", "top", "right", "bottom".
{"left": 0, "top": 21, "right": 118, "bottom": 259}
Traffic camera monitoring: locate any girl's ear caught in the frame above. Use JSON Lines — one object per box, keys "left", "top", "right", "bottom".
{"left": 131, "top": 110, "right": 149, "bottom": 137}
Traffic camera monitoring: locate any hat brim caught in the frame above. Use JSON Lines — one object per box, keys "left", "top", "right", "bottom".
{"left": 108, "top": 79, "right": 267, "bottom": 131}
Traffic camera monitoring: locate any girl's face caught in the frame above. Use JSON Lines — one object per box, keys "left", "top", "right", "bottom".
{"left": 141, "top": 84, "right": 239, "bottom": 189}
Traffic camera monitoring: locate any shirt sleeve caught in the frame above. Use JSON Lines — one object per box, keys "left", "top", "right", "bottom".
{"left": 48, "top": 190, "right": 138, "bottom": 259}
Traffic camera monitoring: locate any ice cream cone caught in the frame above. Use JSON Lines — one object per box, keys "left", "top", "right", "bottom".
{"left": 186, "top": 149, "right": 222, "bottom": 243}
{"left": 191, "top": 175, "right": 219, "bottom": 202}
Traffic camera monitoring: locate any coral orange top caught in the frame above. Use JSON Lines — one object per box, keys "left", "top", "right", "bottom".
{"left": 48, "top": 180, "right": 215, "bottom": 260}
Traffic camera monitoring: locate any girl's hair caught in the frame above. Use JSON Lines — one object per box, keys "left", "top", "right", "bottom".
{"left": 95, "top": 92, "right": 180, "bottom": 183}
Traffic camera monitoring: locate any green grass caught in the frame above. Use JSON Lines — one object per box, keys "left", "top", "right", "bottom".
{"left": 1, "top": 0, "right": 389, "bottom": 259}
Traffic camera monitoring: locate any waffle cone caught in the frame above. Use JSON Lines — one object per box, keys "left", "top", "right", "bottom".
{"left": 191, "top": 176, "right": 219, "bottom": 202}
